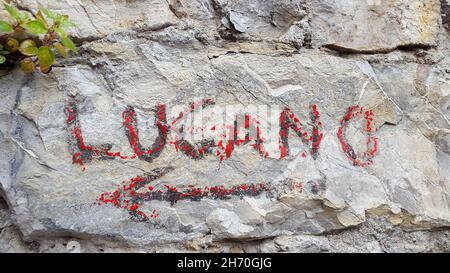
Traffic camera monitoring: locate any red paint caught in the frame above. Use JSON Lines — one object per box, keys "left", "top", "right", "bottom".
{"left": 66, "top": 98, "right": 135, "bottom": 170}
{"left": 225, "top": 140, "right": 234, "bottom": 158}
{"left": 279, "top": 145, "right": 287, "bottom": 159}
{"left": 67, "top": 98, "right": 377, "bottom": 173}
{"left": 66, "top": 96, "right": 169, "bottom": 171}
{"left": 169, "top": 100, "right": 267, "bottom": 163}
{"left": 278, "top": 104, "right": 323, "bottom": 159}
{"left": 292, "top": 181, "right": 304, "bottom": 191}
{"left": 337, "top": 105, "right": 378, "bottom": 167}
{"left": 98, "top": 173, "right": 271, "bottom": 224}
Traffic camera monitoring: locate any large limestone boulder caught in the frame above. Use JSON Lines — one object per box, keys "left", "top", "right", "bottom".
{"left": 0, "top": 0, "right": 449, "bottom": 251}
{"left": 310, "top": 0, "right": 442, "bottom": 52}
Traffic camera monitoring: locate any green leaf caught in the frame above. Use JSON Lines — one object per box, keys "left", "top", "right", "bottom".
{"left": 54, "top": 14, "right": 65, "bottom": 23}
{"left": 0, "top": 20, "right": 12, "bottom": 33}
{"left": 20, "top": 58, "right": 35, "bottom": 73}
{"left": 39, "top": 5, "right": 57, "bottom": 20}
{"left": 35, "top": 10, "right": 49, "bottom": 29}
{"left": 22, "top": 10, "right": 30, "bottom": 18}
{"left": 19, "top": 11, "right": 30, "bottom": 22}
{"left": 37, "top": 46, "right": 55, "bottom": 70}
{"left": 40, "top": 66, "right": 52, "bottom": 74}
{"left": 54, "top": 42, "right": 68, "bottom": 58}
{"left": 4, "top": 3, "right": 20, "bottom": 20}
{"left": 0, "top": 43, "right": 7, "bottom": 54}
{"left": 19, "top": 39, "right": 39, "bottom": 56}
{"left": 6, "top": 37, "right": 19, "bottom": 52}
{"left": 61, "top": 36, "right": 77, "bottom": 53}
{"left": 23, "top": 20, "right": 47, "bottom": 35}
{"left": 54, "top": 26, "right": 67, "bottom": 38}
{"left": 0, "top": 55, "right": 6, "bottom": 64}
{"left": 60, "top": 19, "right": 76, "bottom": 29}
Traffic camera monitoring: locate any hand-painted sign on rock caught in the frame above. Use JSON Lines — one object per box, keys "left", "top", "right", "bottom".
{"left": 6, "top": 49, "right": 448, "bottom": 245}
{"left": 65, "top": 95, "right": 379, "bottom": 223}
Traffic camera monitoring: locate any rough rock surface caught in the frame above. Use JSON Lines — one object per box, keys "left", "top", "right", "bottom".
{"left": 310, "top": 0, "right": 442, "bottom": 52}
{"left": 0, "top": 0, "right": 449, "bottom": 252}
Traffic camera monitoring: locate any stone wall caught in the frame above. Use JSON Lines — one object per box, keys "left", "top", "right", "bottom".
{"left": 0, "top": 0, "right": 449, "bottom": 252}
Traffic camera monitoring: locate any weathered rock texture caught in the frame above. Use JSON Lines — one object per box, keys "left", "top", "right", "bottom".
{"left": 0, "top": 0, "right": 449, "bottom": 252}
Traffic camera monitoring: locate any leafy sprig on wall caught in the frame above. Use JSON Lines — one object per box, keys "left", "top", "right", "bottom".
{"left": 0, "top": 1, "right": 77, "bottom": 73}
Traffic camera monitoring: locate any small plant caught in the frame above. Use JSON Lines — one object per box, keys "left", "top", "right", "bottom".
{"left": 0, "top": 1, "right": 77, "bottom": 73}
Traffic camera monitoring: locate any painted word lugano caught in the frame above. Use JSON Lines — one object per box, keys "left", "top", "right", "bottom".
{"left": 65, "top": 96, "right": 378, "bottom": 223}
{"left": 65, "top": 97, "right": 378, "bottom": 170}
